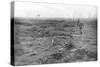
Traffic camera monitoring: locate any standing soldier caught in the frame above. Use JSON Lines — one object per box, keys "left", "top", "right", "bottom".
{"left": 77, "top": 19, "right": 84, "bottom": 34}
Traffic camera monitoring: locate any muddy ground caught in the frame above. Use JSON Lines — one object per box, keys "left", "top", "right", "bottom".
{"left": 13, "top": 18, "right": 97, "bottom": 66}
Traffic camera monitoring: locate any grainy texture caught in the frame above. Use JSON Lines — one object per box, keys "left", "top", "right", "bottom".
{"left": 13, "top": 18, "right": 97, "bottom": 66}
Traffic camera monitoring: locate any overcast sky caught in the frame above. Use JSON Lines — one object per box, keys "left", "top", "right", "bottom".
{"left": 14, "top": 1, "right": 97, "bottom": 18}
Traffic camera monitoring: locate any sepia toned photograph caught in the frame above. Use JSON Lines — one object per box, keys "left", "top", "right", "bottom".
{"left": 11, "top": 1, "right": 97, "bottom": 66}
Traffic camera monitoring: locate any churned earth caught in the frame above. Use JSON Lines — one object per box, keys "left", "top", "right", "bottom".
{"left": 13, "top": 18, "right": 97, "bottom": 66}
